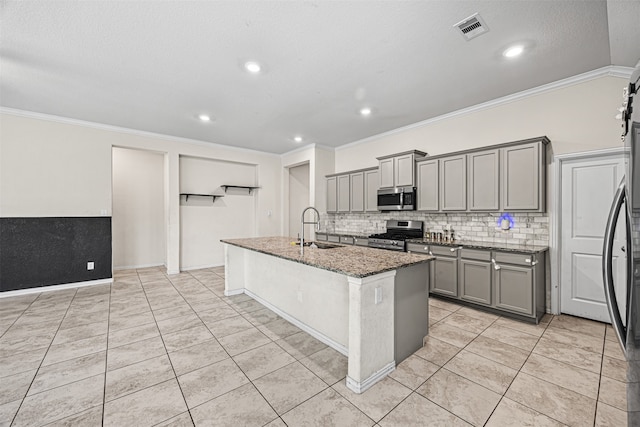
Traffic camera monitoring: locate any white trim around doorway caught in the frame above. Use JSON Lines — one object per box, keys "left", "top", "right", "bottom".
{"left": 550, "top": 147, "right": 625, "bottom": 315}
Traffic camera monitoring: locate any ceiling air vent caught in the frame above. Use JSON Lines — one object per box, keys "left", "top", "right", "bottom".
{"left": 454, "top": 13, "right": 489, "bottom": 41}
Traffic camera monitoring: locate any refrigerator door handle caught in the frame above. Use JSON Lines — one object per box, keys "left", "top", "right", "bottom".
{"left": 602, "top": 180, "right": 627, "bottom": 357}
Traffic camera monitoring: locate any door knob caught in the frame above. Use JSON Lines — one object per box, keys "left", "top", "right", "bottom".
{"left": 621, "top": 246, "right": 626, "bottom": 252}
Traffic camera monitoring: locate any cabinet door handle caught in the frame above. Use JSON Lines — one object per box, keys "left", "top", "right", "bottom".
{"left": 450, "top": 246, "right": 462, "bottom": 252}
{"left": 525, "top": 258, "right": 531, "bottom": 263}
{"left": 491, "top": 259, "right": 501, "bottom": 270}
{"left": 428, "top": 251, "right": 433, "bottom": 256}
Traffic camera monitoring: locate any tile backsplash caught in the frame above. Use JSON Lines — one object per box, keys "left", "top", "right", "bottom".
{"left": 322, "top": 211, "right": 549, "bottom": 246}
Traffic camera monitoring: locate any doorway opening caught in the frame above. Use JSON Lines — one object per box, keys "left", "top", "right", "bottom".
{"left": 112, "top": 147, "right": 166, "bottom": 270}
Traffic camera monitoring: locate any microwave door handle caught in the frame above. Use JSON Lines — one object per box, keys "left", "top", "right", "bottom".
{"left": 399, "top": 190, "right": 404, "bottom": 207}
{"left": 602, "top": 179, "right": 627, "bottom": 357}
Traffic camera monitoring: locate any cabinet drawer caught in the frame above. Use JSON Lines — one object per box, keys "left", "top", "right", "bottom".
{"left": 494, "top": 252, "right": 535, "bottom": 266}
{"left": 430, "top": 245, "right": 460, "bottom": 257}
{"left": 340, "top": 236, "right": 354, "bottom": 245}
{"left": 327, "top": 235, "right": 340, "bottom": 243}
{"left": 460, "top": 248, "right": 491, "bottom": 261}
{"left": 406, "top": 242, "right": 430, "bottom": 254}
{"left": 316, "top": 233, "right": 328, "bottom": 241}
{"left": 353, "top": 237, "right": 368, "bottom": 247}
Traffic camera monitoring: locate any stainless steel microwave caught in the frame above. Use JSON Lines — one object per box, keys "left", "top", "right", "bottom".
{"left": 377, "top": 186, "right": 416, "bottom": 211}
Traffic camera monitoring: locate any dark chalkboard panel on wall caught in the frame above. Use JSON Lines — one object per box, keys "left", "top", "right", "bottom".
{"left": 0, "top": 217, "right": 112, "bottom": 292}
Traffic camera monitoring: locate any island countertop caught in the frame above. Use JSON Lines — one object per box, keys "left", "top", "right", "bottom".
{"left": 221, "top": 236, "right": 433, "bottom": 278}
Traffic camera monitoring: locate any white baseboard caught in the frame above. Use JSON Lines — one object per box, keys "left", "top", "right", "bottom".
{"left": 180, "top": 263, "right": 224, "bottom": 272}
{"left": 243, "top": 288, "right": 349, "bottom": 357}
{"left": 113, "top": 263, "right": 165, "bottom": 271}
{"left": 346, "top": 361, "right": 396, "bottom": 394}
{"left": 0, "top": 278, "right": 114, "bottom": 299}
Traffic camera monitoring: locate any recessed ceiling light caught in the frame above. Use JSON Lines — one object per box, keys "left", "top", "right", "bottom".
{"left": 294, "top": 136, "right": 303, "bottom": 143}
{"left": 503, "top": 45, "right": 524, "bottom": 58}
{"left": 244, "top": 61, "right": 261, "bottom": 73}
{"left": 198, "top": 114, "right": 211, "bottom": 122}
{"left": 360, "top": 107, "right": 372, "bottom": 116}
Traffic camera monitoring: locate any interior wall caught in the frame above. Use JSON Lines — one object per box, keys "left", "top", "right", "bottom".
{"left": 112, "top": 147, "right": 165, "bottom": 269}
{"left": 288, "top": 163, "right": 310, "bottom": 238}
{"left": 0, "top": 112, "right": 282, "bottom": 276}
{"left": 179, "top": 156, "right": 257, "bottom": 270}
{"left": 334, "top": 75, "right": 626, "bottom": 172}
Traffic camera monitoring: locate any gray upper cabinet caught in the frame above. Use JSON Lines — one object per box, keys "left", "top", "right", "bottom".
{"left": 350, "top": 172, "right": 364, "bottom": 212}
{"left": 501, "top": 142, "right": 543, "bottom": 211}
{"left": 379, "top": 158, "right": 395, "bottom": 189}
{"left": 337, "top": 175, "right": 350, "bottom": 212}
{"left": 364, "top": 169, "right": 379, "bottom": 212}
{"left": 440, "top": 155, "right": 467, "bottom": 211}
{"left": 468, "top": 149, "right": 499, "bottom": 211}
{"left": 377, "top": 150, "right": 426, "bottom": 189}
{"left": 416, "top": 159, "right": 439, "bottom": 211}
{"left": 395, "top": 154, "right": 415, "bottom": 187}
{"left": 326, "top": 176, "right": 337, "bottom": 213}
{"left": 326, "top": 167, "right": 377, "bottom": 214}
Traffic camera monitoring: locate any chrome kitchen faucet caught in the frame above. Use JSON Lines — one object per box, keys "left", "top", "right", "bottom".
{"left": 300, "top": 206, "right": 320, "bottom": 255}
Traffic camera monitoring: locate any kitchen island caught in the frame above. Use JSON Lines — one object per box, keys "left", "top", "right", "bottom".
{"left": 221, "top": 236, "right": 434, "bottom": 393}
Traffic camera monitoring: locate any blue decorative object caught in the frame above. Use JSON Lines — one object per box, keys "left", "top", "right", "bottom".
{"left": 497, "top": 213, "right": 515, "bottom": 230}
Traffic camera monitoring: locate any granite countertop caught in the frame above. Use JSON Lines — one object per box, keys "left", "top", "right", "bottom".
{"left": 221, "top": 236, "right": 433, "bottom": 278}
{"left": 406, "top": 239, "right": 548, "bottom": 254}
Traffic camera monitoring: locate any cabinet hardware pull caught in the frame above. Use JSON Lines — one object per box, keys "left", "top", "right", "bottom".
{"left": 429, "top": 251, "right": 433, "bottom": 256}
{"left": 491, "top": 259, "right": 501, "bottom": 270}
{"left": 525, "top": 258, "right": 531, "bottom": 263}
{"left": 450, "top": 246, "right": 463, "bottom": 252}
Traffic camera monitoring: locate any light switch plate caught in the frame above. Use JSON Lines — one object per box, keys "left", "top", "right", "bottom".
{"left": 87, "top": 261, "right": 95, "bottom": 270}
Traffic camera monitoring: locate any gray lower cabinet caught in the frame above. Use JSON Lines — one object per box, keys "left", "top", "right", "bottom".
{"left": 493, "top": 264, "right": 533, "bottom": 315}
{"left": 412, "top": 243, "right": 546, "bottom": 322}
{"left": 431, "top": 256, "right": 458, "bottom": 297}
{"left": 459, "top": 259, "right": 492, "bottom": 306}
{"left": 339, "top": 236, "right": 354, "bottom": 245}
{"left": 353, "top": 237, "right": 368, "bottom": 247}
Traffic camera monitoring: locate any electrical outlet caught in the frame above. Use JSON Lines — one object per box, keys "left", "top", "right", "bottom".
{"left": 87, "top": 261, "right": 94, "bottom": 270}
{"left": 375, "top": 287, "right": 382, "bottom": 304}
{"left": 297, "top": 290, "right": 303, "bottom": 303}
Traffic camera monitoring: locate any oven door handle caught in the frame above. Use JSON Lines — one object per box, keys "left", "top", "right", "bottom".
{"left": 602, "top": 179, "right": 627, "bottom": 357}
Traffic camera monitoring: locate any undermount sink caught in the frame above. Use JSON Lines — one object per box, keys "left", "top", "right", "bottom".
{"left": 295, "top": 241, "right": 341, "bottom": 249}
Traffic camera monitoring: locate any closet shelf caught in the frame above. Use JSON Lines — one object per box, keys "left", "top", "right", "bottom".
{"left": 220, "top": 185, "right": 261, "bottom": 194}
{"left": 180, "top": 193, "right": 224, "bottom": 203}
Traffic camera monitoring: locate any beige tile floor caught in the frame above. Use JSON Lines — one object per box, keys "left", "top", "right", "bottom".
{"left": 0, "top": 266, "right": 629, "bottom": 426}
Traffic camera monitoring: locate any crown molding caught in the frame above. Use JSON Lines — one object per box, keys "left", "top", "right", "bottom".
{"left": 336, "top": 65, "right": 634, "bottom": 152}
{"left": 280, "top": 143, "right": 335, "bottom": 158}
{"left": 0, "top": 107, "right": 281, "bottom": 158}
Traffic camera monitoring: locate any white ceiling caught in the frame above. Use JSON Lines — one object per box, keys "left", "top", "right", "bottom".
{"left": 1, "top": 1, "right": 639, "bottom": 154}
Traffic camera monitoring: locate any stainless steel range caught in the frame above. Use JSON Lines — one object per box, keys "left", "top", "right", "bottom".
{"left": 368, "top": 220, "right": 424, "bottom": 251}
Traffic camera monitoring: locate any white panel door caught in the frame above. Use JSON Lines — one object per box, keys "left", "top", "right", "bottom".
{"left": 560, "top": 155, "right": 626, "bottom": 322}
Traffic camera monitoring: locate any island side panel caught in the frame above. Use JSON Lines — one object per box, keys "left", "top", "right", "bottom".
{"left": 237, "top": 247, "right": 350, "bottom": 352}
{"left": 394, "top": 263, "right": 430, "bottom": 363}
{"left": 346, "top": 270, "right": 396, "bottom": 394}
{"left": 224, "top": 244, "right": 246, "bottom": 296}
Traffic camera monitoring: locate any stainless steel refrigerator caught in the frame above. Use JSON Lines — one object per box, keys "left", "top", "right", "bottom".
{"left": 603, "top": 59, "right": 640, "bottom": 424}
